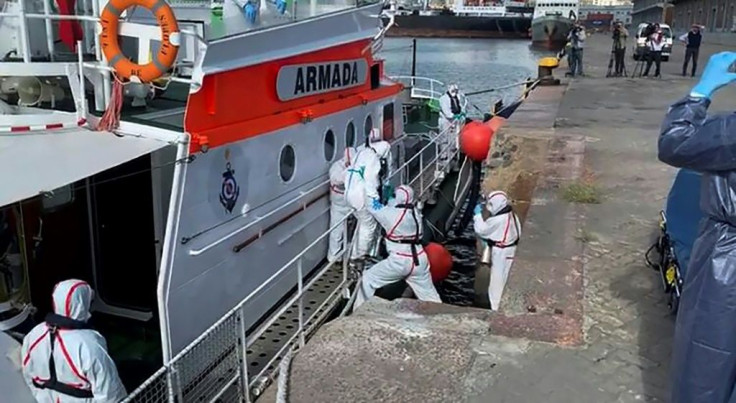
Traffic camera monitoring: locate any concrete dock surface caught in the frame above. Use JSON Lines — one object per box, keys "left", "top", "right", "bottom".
{"left": 263, "top": 35, "right": 736, "bottom": 402}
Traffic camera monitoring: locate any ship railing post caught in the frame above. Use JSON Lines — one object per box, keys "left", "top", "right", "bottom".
{"left": 297, "top": 258, "right": 305, "bottom": 348}
{"left": 419, "top": 146, "right": 424, "bottom": 193}
{"left": 17, "top": 0, "right": 32, "bottom": 62}
{"left": 238, "top": 306, "right": 252, "bottom": 403}
{"left": 341, "top": 219, "right": 349, "bottom": 298}
{"left": 42, "top": 0, "right": 55, "bottom": 61}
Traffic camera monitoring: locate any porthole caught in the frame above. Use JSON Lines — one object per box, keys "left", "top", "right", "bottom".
{"left": 323, "top": 129, "right": 336, "bottom": 161}
{"left": 364, "top": 114, "right": 373, "bottom": 142}
{"left": 345, "top": 121, "right": 356, "bottom": 147}
{"left": 279, "top": 145, "right": 296, "bottom": 183}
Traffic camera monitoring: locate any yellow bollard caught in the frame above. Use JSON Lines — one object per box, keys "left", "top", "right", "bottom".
{"left": 537, "top": 57, "right": 561, "bottom": 86}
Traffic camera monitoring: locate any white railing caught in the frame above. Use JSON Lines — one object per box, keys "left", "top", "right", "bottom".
{"left": 123, "top": 118, "right": 463, "bottom": 403}
{"left": 0, "top": 0, "right": 205, "bottom": 113}
{"left": 390, "top": 75, "right": 446, "bottom": 101}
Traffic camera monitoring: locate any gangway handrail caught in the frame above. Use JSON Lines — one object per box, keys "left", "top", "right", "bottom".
{"left": 122, "top": 116, "right": 464, "bottom": 403}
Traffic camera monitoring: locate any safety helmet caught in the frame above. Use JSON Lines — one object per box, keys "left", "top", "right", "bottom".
{"left": 485, "top": 191, "right": 509, "bottom": 215}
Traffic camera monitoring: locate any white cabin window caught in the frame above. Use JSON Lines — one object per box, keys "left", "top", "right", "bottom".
{"left": 346, "top": 121, "right": 356, "bottom": 147}
{"left": 279, "top": 145, "right": 296, "bottom": 183}
{"left": 364, "top": 114, "right": 373, "bottom": 142}
{"left": 324, "top": 129, "right": 336, "bottom": 161}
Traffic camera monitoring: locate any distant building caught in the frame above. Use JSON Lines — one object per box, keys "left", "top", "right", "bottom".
{"left": 581, "top": 0, "right": 632, "bottom": 6}
{"left": 631, "top": 0, "right": 672, "bottom": 26}
{"left": 669, "top": 0, "right": 736, "bottom": 31}
{"left": 579, "top": 4, "right": 633, "bottom": 24}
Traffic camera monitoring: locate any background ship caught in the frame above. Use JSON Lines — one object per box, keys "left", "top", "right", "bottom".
{"left": 531, "top": 0, "right": 578, "bottom": 47}
{"left": 382, "top": 0, "right": 533, "bottom": 38}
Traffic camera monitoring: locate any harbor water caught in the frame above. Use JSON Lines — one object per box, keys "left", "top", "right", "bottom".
{"left": 380, "top": 38, "right": 548, "bottom": 306}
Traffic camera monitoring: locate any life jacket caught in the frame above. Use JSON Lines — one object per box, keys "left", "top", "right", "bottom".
{"left": 483, "top": 205, "right": 521, "bottom": 249}
{"left": 31, "top": 313, "right": 94, "bottom": 399}
{"left": 386, "top": 202, "right": 423, "bottom": 265}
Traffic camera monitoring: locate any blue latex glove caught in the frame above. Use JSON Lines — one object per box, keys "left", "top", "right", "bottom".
{"left": 473, "top": 203, "right": 483, "bottom": 215}
{"left": 243, "top": 2, "right": 257, "bottom": 23}
{"left": 275, "top": 0, "right": 287, "bottom": 14}
{"left": 371, "top": 198, "right": 384, "bottom": 210}
{"left": 690, "top": 52, "right": 736, "bottom": 99}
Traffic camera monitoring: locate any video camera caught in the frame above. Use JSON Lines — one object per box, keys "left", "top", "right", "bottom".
{"left": 641, "top": 23, "right": 656, "bottom": 38}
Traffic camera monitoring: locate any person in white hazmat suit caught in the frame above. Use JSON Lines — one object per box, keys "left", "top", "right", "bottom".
{"left": 344, "top": 140, "right": 392, "bottom": 260}
{"left": 222, "top": 0, "right": 287, "bottom": 36}
{"left": 21, "top": 279, "right": 127, "bottom": 402}
{"left": 437, "top": 84, "right": 466, "bottom": 162}
{"left": 473, "top": 191, "right": 521, "bottom": 311}
{"left": 327, "top": 147, "right": 357, "bottom": 263}
{"left": 354, "top": 185, "right": 442, "bottom": 308}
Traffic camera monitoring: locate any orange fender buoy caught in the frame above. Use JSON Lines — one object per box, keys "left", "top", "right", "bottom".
{"left": 460, "top": 120, "right": 494, "bottom": 162}
{"left": 100, "top": 0, "right": 180, "bottom": 82}
{"left": 425, "top": 242, "right": 453, "bottom": 283}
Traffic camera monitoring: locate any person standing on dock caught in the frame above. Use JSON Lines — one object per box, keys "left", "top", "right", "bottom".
{"left": 438, "top": 84, "right": 465, "bottom": 162}
{"left": 643, "top": 23, "right": 665, "bottom": 78}
{"left": 567, "top": 23, "right": 586, "bottom": 77}
{"left": 354, "top": 185, "right": 441, "bottom": 308}
{"left": 658, "top": 51, "right": 736, "bottom": 403}
{"left": 612, "top": 22, "right": 629, "bottom": 76}
{"left": 328, "top": 147, "right": 357, "bottom": 264}
{"left": 473, "top": 191, "right": 521, "bottom": 311}
{"left": 679, "top": 24, "right": 702, "bottom": 77}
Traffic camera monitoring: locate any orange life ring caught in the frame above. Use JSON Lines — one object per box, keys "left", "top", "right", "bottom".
{"left": 99, "top": 0, "right": 179, "bottom": 82}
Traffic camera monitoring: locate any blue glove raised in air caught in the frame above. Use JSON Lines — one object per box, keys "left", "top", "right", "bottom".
{"left": 473, "top": 203, "right": 483, "bottom": 215}
{"left": 690, "top": 51, "right": 736, "bottom": 99}
{"left": 243, "top": 2, "right": 257, "bottom": 23}
{"left": 371, "top": 197, "right": 384, "bottom": 210}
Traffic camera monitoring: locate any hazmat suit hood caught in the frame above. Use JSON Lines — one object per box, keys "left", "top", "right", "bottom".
{"left": 51, "top": 279, "right": 94, "bottom": 322}
{"left": 486, "top": 191, "right": 509, "bottom": 215}
{"left": 388, "top": 185, "right": 415, "bottom": 207}
{"left": 369, "top": 141, "right": 391, "bottom": 159}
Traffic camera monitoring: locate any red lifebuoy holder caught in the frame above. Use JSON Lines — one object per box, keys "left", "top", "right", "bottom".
{"left": 99, "top": 0, "right": 179, "bottom": 82}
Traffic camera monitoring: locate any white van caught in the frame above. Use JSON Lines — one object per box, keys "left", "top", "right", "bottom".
{"left": 633, "top": 23, "right": 673, "bottom": 61}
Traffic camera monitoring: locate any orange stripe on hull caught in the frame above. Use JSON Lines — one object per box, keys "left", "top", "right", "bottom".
{"left": 185, "top": 39, "right": 399, "bottom": 152}
{"left": 191, "top": 83, "right": 403, "bottom": 153}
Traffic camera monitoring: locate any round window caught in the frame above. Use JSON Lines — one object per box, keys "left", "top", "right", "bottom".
{"left": 345, "top": 122, "right": 356, "bottom": 147}
{"left": 323, "top": 129, "right": 336, "bottom": 162}
{"left": 279, "top": 145, "right": 296, "bottom": 182}
{"left": 364, "top": 114, "right": 374, "bottom": 143}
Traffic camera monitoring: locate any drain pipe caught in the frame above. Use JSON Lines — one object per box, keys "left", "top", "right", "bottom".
{"left": 276, "top": 349, "right": 293, "bottom": 403}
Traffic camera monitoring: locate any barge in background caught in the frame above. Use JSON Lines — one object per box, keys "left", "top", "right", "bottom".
{"left": 383, "top": 1, "right": 533, "bottom": 38}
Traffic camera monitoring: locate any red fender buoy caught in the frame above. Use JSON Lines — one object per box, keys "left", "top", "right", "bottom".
{"left": 425, "top": 242, "right": 453, "bottom": 283}
{"left": 460, "top": 118, "right": 504, "bottom": 162}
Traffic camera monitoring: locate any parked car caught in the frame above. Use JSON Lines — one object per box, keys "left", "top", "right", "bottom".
{"left": 633, "top": 22, "right": 673, "bottom": 62}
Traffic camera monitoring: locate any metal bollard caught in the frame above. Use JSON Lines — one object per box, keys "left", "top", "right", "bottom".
{"left": 537, "top": 57, "right": 561, "bottom": 86}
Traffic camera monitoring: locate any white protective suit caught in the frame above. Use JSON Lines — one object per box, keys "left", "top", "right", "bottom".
{"left": 327, "top": 147, "right": 357, "bottom": 263}
{"left": 473, "top": 191, "right": 521, "bottom": 311}
{"left": 344, "top": 140, "right": 392, "bottom": 259}
{"left": 21, "top": 280, "right": 127, "bottom": 403}
{"left": 354, "top": 185, "right": 442, "bottom": 308}
{"left": 437, "top": 84, "right": 465, "bottom": 162}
